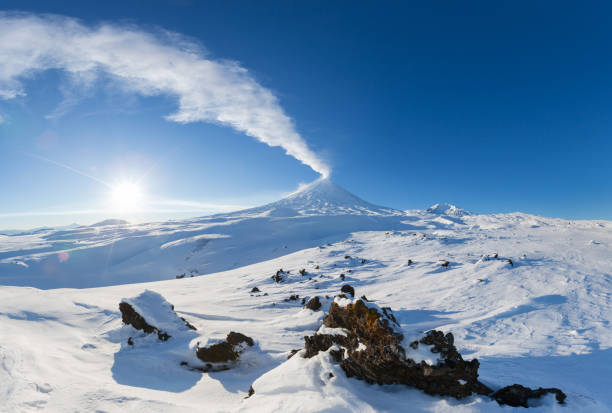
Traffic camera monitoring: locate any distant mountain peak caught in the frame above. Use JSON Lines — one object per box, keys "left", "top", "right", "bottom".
{"left": 232, "top": 178, "right": 401, "bottom": 217}
{"left": 426, "top": 203, "right": 471, "bottom": 217}
{"left": 90, "top": 219, "right": 130, "bottom": 227}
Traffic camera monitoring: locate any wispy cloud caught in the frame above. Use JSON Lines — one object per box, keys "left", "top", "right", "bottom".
{"left": 0, "top": 11, "right": 330, "bottom": 176}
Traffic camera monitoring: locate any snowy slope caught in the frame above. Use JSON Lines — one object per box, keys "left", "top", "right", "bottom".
{"left": 0, "top": 178, "right": 406, "bottom": 289}
{"left": 0, "top": 181, "right": 611, "bottom": 412}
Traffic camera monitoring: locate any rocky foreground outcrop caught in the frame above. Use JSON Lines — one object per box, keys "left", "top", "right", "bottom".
{"left": 119, "top": 290, "right": 254, "bottom": 372}
{"left": 302, "top": 291, "right": 566, "bottom": 407}
{"left": 119, "top": 290, "right": 196, "bottom": 342}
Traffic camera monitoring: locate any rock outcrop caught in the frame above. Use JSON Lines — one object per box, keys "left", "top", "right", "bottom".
{"left": 304, "top": 296, "right": 322, "bottom": 311}
{"left": 120, "top": 291, "right": 256, "bottom": 374}
{"left": 119, "top": 290, "right": 196, "bottom": 342}
{"left": 195, "top": 331, "right": 255, "bottom": 371}
{"left": 303, "top": 293, "right": 565, "bottom": 407}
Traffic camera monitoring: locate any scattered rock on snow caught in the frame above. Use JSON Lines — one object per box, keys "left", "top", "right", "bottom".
{"left": 195, "top": 331, "right": 255, "bottom": 369}
{"left": 492, "top": 384, "right": 566, "bottom": 407}
{"left": 271, "top": 269, "right": 286, "bottom": 283}
{"left": 119, "top": 290, "right": 196, "bottom": 341}
{"left": 251, "top": 287, "right": 260, "bottom": 293}
{"left": 304, "top": 296, "right": 322, "bottom": 311}
{"left": 340, "top": 284, "right": 355, "bottom": 297}
{"left": 226, "top": 331, "right": 255, "bottom": 347}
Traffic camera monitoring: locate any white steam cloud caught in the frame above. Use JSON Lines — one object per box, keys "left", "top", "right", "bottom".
{"left": 0, "top": 12, "right": 330, "bottom": 176}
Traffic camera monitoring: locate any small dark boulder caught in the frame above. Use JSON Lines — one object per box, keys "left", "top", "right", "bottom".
{"left": 344, "top": 255, "right": 351, "bottom": 259}
{"left": 407, "top": 259, "right": 413, "bottom": 266}
{"left": 440, "top": 260, "right": 450, "bottom": 268}
{"left": 299, "top": 269, "right": 307, "bottom": 276}
{"left": 340, "top": 284, "right": 355, "bottom": 297}
{"left": 492, "top": 384, "right": 566, "bottom": 407}
{"left": 226, "top": 331, "right": 255, "bottom": 347}
{"left": 251, "top": 287, "right": 260, "bottom": 293}
{"left": 272, "top": 269, "right": 285, "bottom": 283}
{"left": 304, "top": 296, "right": 322, "bottom": 311}
{"left": 506, "top": 259, "right": 514, "bottom": 267}
{"left": 196, "top": 342, "right": 238, "bottom": 363}
{"left": 339, "top": 273, "right": 345, "bottom": 281}
{"left": 196, "top": 332, "right": 254, "bottom": 365}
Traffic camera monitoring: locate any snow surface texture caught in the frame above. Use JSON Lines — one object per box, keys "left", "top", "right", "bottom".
{"left": 0, "top": 178, "right": 611, "bottom": 412}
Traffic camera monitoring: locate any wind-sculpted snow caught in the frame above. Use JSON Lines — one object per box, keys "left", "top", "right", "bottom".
{"left": 0, "top": 179, "right": 408, "bottom": 288}
{"left": 0, "top": 181, "right": 611, "bottom": 411}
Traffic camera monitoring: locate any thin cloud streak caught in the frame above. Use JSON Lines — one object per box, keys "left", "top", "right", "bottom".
{"left": 0, "top": 11, "right": 330, "bottom": 176}
{"left": 25, "top": 152, "right": 112, "bottom": 188}
{"left": 0, "top": 199, "right": 250, "bottom": 219}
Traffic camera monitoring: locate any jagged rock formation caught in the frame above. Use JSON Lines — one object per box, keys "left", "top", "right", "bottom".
{"left": 303, "top": 295, "right": 565, "bottom": 406}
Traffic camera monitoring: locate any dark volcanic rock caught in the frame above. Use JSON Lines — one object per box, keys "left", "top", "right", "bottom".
{"left": 304, "top": 296, "right": 322, "bottom": 311}
{"left": 119, "top": 293, "right": 196, "bottom": 341}
{"left": 303, "top": 299, "right": 565, "bottom": 406}
{"left": 251, "top": 287, "right": 260, "bottom": 293}
{"left": 272, "top": 269, "right": 286, "bottom": 283}
{"left": 119, "top": 301, "right": 157, "bottom": 335}
{"left": 196, "top": 342, "right": 238, "bottom": 363}
{"left": 226, "top": 331, "right": 254, "bottom": 347}
{"left": 492, "top": 384, "right": 566, "bottom": 407}
{"left": 304, "top": 299, "right": 490, "bottom": 399}
{"left": 196, "top": 332, "right": 254, "bottom": 365}
{"left": 246, "top": 386, "right": 255, "bottom": 398}
{"left": 340, "top": 284, "right": 355, "bottom": 297}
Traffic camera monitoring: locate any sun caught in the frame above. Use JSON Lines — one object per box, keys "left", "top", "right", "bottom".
{"left": 110, "top": 181, "right": 143, "bottom": 213}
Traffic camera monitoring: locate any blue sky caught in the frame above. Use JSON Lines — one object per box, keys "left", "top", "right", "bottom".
{"left": 1, "top": 1, "right": 611, "bottom": 229}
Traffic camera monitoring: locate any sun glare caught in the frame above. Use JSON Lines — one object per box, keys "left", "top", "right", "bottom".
{"left": 111, "top": 181, "right": 143, "bottom": 213}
